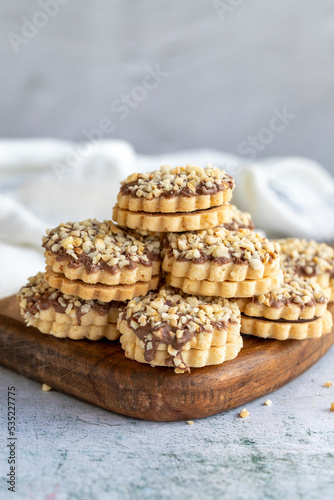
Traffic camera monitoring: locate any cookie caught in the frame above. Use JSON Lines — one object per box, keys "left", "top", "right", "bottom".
{"left": 240, "top": 310, "right": 332, "bottom": 340}
{"left": 117, "top": 287, "right": 242, "bottom": 373}
{"left": 113, "top": 203, "right": 233, "bottom": 233}
{"left": 117, "top": 164, "right": 234, "bottom": 213}
{"left": 45, "top": 267, "right": 160, "bottom": 302}
{"left": 277, "top": 238, "right": 334, "bottom": 289}
{"left": 233, "top": 275, "right": 328, "bottom": 321}
{"left": 43, "top": 219, "right": 161, "bottom": 285}
{"left": 167, "top": 270, "right": 283, "bottom": 298}
{"left": 163, "top": 228, "right": 280, "bottom": 281}
{"left": 18, "top": 272, "right": 122, "bottom": 340}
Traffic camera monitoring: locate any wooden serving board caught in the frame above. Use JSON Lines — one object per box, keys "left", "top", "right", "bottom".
{"left": 0, "top": 295, "right": 333, "bottom": 421}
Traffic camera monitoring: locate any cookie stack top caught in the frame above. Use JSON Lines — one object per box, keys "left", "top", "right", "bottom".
{"left": 113, "top": 164, "right": 235, "bottom": 232}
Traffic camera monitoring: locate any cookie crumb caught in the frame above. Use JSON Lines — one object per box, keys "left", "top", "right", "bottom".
{"left": 324, "top": 382, "right": 333, "bottom": 388}
{"left": 331, "top": 402, "right": 334, "bottom": 412}
{"left": 264, "top": 399, "right": 272, "bottom": 406}
{"left": 41, "top": 383, "right": 52, "bottom": 392}
{"left": 187, "top": 420, "right": 194, "bottom": 425}
{"left": 239, "top": 408, "right": 249, "bottom": 418}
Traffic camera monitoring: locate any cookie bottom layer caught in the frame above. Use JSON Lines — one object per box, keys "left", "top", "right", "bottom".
{"left": 120, "top": 333, "right": 243, "bottom": 372}
{"left": 45, "top": 268, "right": 160, "bottom": 302}
{"left": 28, "top": 318, "right": 120, "bottom": 341}
{"left": 233, "top": 296, "right": 327, "bottom": 321}
{"left": 113, "top": 203, "right": 232, "bottom": 232}
{"left": 167, "top": 270, "right": 283, "bottom": 298}
{"left": 240, "top": 310, "right": 332, "bottom": 340}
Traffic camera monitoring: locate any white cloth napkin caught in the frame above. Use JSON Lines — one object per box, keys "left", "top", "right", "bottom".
{"left": 1, "top": 139, "right": 334, "bottom": 298}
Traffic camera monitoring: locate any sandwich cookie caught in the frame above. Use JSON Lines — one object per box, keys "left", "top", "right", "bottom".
{"left": 43, "top": 219, "right": 161, "bottom": 302}
{"left": 18, "top": 272, "right": 123, "bottom": 340}
{"left": 163, "top": 228, "right": 281, "bottom": 297}
{"left": 233, "top": 274, "right": 332, "bottom": 340}
{"left": 118, "top": 287, "right": 242, "bottom": 373}
{"left": 113, "top": 164, "right": 234, "bottom": 232}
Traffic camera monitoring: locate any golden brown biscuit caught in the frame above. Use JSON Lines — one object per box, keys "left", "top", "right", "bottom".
{"left": 167, "top": 270, "right": 283, "bottom": 298}
{"left": 45, "top": 267, "right": 160, "bottom": 302}
{"left": 117, "top": 287, "right": 242, "bottom": 373}
{"left": 43, "top": 219, "right": 161, "bottom": 285}
{"left": 18, "top": 272, "right": 122, "bottom": 340}
{"left": 113, "top": 204, "right": 233, "bottom": 233}
{"left": 163, "top": 228, "right": 280, "bottom": 281}
{"left": 233, "top": 275, "right": 328, "bottom": 321}
{"left": 240, "top": 310, "right": 332, "bottom": 340}
{"left": 117, "top": 164, "right": 234, "bottom": 213}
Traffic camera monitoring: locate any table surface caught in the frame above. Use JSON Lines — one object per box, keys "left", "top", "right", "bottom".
{"left": 0, "top": 344, "right": 334, "bottom": 500}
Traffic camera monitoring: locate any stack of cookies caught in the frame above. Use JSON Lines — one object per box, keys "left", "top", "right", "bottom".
{"left": 18, "top": 219, "right": 162, "bottom": 341}
{"left": 18, "top": 272, "right": 122, "bottom": 341}
{"left": 233, "top": 273, "right": 332, "bottom": 340}
{"left": 18, "top": 163, "right": 334, "bottom": 374}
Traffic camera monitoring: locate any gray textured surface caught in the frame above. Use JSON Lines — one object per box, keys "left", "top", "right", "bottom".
{"left": 1, "top": 346, "right": 334, "bottom": 500}
{"left": 1, "top": 0, "right": 334, "bottom": 172}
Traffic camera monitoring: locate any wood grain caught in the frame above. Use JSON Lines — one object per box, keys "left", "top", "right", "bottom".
{"left": 0, "top": 295, "right": 333, "bottom": 421}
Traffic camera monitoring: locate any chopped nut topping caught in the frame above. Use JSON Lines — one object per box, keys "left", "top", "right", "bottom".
{"left": 239, "top": 408, "right": 249, "bottom": 418}
{"left": 331, "top": 402, "right": 334, "bottom": 412}
{"left": 324, "top": 382, "right": 333, "bottom": 388}
{"left": 187, "top": 421, "right": 194, "bottom": 425}
{"left": 165, "top": 228, "right": 280, "bottom": 267}
{"left": 264, "top": 399, "right": 272, "bottom": 406}
{"left": 120, "top": 164, "right": 234, "bottom": 199}
{"left": 222, "top": 205, "right": 254, "bottom": 232}
{"left": 276, "top": 238, "right": 334, "bottom": 278}
{"left": 42, "top": 219, "right": 161, "bottom": 270}
{"left": 252, "top": 272, "right": 327, "bottom": 308}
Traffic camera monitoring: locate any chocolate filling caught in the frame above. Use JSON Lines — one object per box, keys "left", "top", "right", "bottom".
{"left": 46, "top": 248, "right": 160, "bottom": 275}
{"left": 121, "top": 177, "right": 234, "bottom": 199}
{"left": 25, "top": 293, "right": 121, "bottom": 326}
{"left": 241, "top": 313, "right": 319, "bottom": 324}
{"left": 128, "top": 317, "right": 234, "bottom": 371}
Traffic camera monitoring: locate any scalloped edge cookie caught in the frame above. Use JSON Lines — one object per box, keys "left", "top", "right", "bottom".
{"left": 162, "top": 254, "right": 280, "bottom": 282}
{"left": 112, "top": 204, "right": 233, "bottom": 232}
{"left": 117, "top": 189, "right": 232, "bottom": 213}
{"left": 45, "top": 268, "right": 160, "bottom": 302}
{"left": 118, "top": 321, "right": 241, "bottom": 351}
{"left": 167, "top": 270, "right": 283, "bottom": 298}
{"left": 240, "top": 309, "right": 332, "bottom": 340}
{"left": 233, "top": 297, "right": 327, "bottom": 321}
{"left": 120, "top": 333, "right": 243, "bottom": 372}
{"left": 26, "top": 317, "right": 120, "bottom": 341}
{"left": 45, "top": 250, "right": 161, "bottom": 286}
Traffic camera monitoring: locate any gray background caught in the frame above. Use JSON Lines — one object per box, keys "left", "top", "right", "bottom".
{"left": 1, "top": 0, "right": 334, "bottom": 172}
